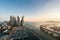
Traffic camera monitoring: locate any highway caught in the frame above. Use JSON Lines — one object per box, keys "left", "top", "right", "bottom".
{"left": 25, "top": 27, "right": 41, "bottom": 40}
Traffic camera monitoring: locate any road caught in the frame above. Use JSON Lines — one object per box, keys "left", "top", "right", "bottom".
{"left": 25, "top": 27, "right": 41, "bottom": 40}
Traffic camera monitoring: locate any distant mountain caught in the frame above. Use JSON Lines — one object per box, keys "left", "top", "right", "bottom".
{"left": 46, "top": 21, "right": 60, "bottom": 23}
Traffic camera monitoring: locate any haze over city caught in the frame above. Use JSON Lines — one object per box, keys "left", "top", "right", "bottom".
{"left": 0, "top": 0, "right": 60, "bottom": 22}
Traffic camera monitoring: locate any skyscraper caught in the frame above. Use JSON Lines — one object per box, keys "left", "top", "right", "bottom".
{"left": 17, "top": 16, "right": 20, "bottom": 26}
{"left": 10, "top": 16, "right": 16, "bottom": 26}
{"left": 20, "top": 16, "right": 24, "bottom": 26}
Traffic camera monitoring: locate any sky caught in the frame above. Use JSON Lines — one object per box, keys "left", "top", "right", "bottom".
{"left": 0, "top": 0, "right": 60, "bottom": 22}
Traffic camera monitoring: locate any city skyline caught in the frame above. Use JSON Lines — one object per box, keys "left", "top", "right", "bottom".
{"left": 0, "top": 0, "right": 60, "bottom": 22}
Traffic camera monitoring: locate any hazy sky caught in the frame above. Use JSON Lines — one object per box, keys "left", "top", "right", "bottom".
{"left": 0, "top": 0, "right": 60, "bottom": 22}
